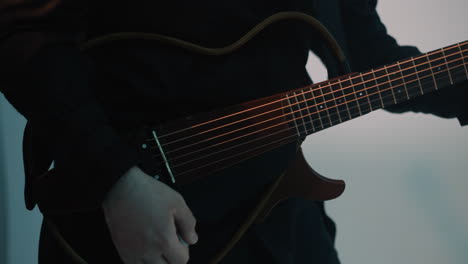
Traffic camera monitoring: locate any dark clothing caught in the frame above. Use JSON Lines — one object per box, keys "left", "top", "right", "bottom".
{"left": 1, "top": 0, "right": 467, "bottom": 213}
{"left": 1, "top": 0, "right": 467, "bottom": 263}
{"left": 38, "top": 198, "right": 340, "bottom": 263}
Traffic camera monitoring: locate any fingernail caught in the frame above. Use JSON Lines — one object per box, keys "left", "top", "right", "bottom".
{"left": 192, "top": 232, "right": 199, "bottom": 244}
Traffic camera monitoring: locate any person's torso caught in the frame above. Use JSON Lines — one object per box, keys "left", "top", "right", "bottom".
{"left": 83, "top": 0, "right": 349, "bottom": 224}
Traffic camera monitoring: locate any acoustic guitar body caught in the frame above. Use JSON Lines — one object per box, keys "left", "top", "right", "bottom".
{"left": 256, "top": 148, "right": 345, "bottom": 223}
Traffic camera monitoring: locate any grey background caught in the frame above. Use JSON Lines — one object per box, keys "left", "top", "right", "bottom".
{"left": 0, "top": 97, "right": 41, "bottom": 264}
{"left": 1, "top": 0, "right": 467, "bottom": 263}
{"left": 0, "top": 106, "right": 7, "bottom": 264}
{"left": 306, "top": 0, "right": 468, "bottom": 263}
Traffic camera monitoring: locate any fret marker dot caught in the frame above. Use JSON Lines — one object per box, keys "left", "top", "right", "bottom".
{"left": 320, "top": 105, "right": 323, "bottom": 109}
{"left": 438, "top": 67, "right": 441, "bottom": 70}
{"left": 359, "top": 92, "right": 363, "bottom": 96}
{"left": 398, "top": 89, "right": 401, "bottom": 93}
{"left": 142, "top": 144, "right": 148, "bottom": 149}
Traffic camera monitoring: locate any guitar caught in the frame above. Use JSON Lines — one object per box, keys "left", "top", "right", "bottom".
{"left": 128, "top": 39, "right": 468, "bottom": 203}
{"left": 40, "top": 40, "right": 468, "bottom": 263}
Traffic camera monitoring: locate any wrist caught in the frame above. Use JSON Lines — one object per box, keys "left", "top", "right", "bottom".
{"left": 102, "top": 165, "right": 142, "bottom": 209}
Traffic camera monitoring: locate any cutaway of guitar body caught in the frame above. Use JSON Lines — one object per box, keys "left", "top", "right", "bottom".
{"left": 255, "top": 148, "right": 345, "bottom": 223}
{"left": 209, "top": 147, "right": 346, "bottom": 264}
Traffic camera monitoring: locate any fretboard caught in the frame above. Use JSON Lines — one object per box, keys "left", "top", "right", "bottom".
{"left": 149, "top": 41, "right": 468, "bottom": 184}
{"left": 283, "top": 41, "right": 468, "bottom": 138}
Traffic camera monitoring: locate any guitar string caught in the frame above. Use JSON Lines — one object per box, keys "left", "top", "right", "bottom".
{"left": 170, "top": 67, "right": 466, "bottom": 169}
{"left": 149, "top": 49, "right": 467, "bottom": 160}
{"left": 151, "top": 53, "right": 464, "bottom": 157}
{"left": 154, "top": 43, "right": 468, "bottom": 140}
{"left": 149, "top": 54, "right": 467, "bottom": 158}
{"left": 173, "top": 68, "right": 466, "bottom": 176}
{"left": 152, "top": 43, "right": 467, "bottom": 141}
{"left": 151, "top": 62, "right": 466, "bottom": 165}
{"left": 153, "top": 65, "right": 466, "bottom": 171}
{"left": 174, "top": 80, "right": 466, "bottom": 178}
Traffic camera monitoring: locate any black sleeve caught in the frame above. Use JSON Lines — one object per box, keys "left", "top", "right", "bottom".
{"left": 340, "top": 0, "right": 468, "bottom": 125}
{"left": 0, "top": 0, "right": 139, "bottom": 213}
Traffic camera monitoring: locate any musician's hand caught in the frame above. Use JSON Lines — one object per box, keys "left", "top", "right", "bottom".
{"left": 102, "top": 166, "right": 198, "bottom": 264}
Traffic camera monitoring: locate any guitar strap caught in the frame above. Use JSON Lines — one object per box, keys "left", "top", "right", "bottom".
{"left": 23, "top": 11, "right": 349, "bottom": 264}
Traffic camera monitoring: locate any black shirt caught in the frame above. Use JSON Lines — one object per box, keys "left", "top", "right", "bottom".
{"left": 1, "top": 0, "right": 467, "bottom": 214}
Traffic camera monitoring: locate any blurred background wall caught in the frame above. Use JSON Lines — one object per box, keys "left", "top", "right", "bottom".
{"left": 0, "top": 0, "right": 467, "bottom": 263}
{"left": 0, "top": 106, "right": 7, "bottom": 264}
{"left": 0, "top": 94, "right": 42, "bottom": 264}
{"left": 305, "top": 0, "right": 468, "bottom": 263}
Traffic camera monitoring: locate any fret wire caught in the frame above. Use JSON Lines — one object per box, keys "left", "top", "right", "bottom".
{"left": 309, "top": 66, "right": 466, "bottom": 129}
{"left": 348, "top": 76, "right": 363, "bottom": 116}
{"left": 293, "top": 92, "right": 308, "bottom": 135}
{"left": 363, "top": 70, "right": 383, "bottom": 110}
{"left": 370, "top": 69, "right": 385, "bottom": 107}
{"left": 396, "top": 61, "right": 410, "bottom": 100}
{"left": 161, "top": 48, "right": 463, "bottom": 142}
{"left": 323, "top": 84, "right": 334, "bottom": 126}
{"left": 160, "top": 65, "right": 468, "bottom": 170}
{"left": 157, "top": 46, "right": 465, "bottom": 143}
{"left": 354, "top": 75, "right": 371, "bottom": 114}
{"left": 306, "top": 87, "right": 322, "bottom": 131}
{"left": 373, "top": 68, "right": 394, "bottom": 107}
{"left": 310, "top": 87, "right": 324, "bottom": 129}
{"left": 316, "top": 84, "right": 332, "bottom": 127}
{"left": 337, "top": 79, "right": 352, "bottom": 119}
{"left": 400, "top": 59, "right": 422, "bottom": 100}
{"left": 173, "top": 66, "right": 468, "bottom": 174}
{"left": 332, "top": 81, "right": 351, "bottom": 122}
{"left": 341, "top": 78, "right": 360, "bottom": 118}
{"left": 285, "top": 94, "right": 301, "bottom": 137}
{"left": 441, "top": 48, "right": 454, "bottom": 85}
{"left": 429, "top": 49, "right": 453, "bottom": 90}
{"left": 166, "top": 54, "right": 462, "bottom": 154}
{"left": 329, "top": 81, "right": 343, "bottom": 123}
{"left": 156, "top": 49, "right": 467, "bottom": 151}
{"left": 457, "top": 43, "right": 468, "bottom": 79}
{"left": 290, "top": 93, "right": 302, "bottom": 135}
{"left": 323, "top": 82, "right": 341, "bottom": 125}
{"left": 415, "top": 55, "right": 437, "bottom": 94}
{"left": 300, "top": 95, "right": 310, "bottom": 135}
{"left": 426, "top": 53, "right": 439, "bottom": 90}
{"left": 388, "top": 64, "right": 407, "bottom": 103}
{"left": 290, "top": 93, "right": 301, "bottom": 135}
{"left": 383, "top": 65, "right": 398, "bottom": 104}
{"left": 153, "top": 57, "right": 464, "bottom": 163}
{"left": 359, "top": 74, "right": 373, "bottom": 111}
{"left": 444, "top": 45, "right": 467, "bottom": 85}
{"left": 410, "top": 56, "right": 425, "bottom": 95}
{"left": 301, "top": 91, "right": 315, "bottom": 133}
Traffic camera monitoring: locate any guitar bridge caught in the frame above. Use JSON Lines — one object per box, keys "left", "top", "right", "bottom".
{"left": 151, "top": 130, "right": 176, "bottom": 183}
{"left": 133, "top": 125, "right": 177, "bottom": 185}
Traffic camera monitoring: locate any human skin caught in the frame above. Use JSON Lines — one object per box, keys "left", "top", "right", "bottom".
{"left": 102, "top": 166, "right": 198, "bottom": 264}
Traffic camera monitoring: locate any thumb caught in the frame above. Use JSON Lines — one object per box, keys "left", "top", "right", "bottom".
{"left": 173, "top": 204, "right": 198, "bottom": 245}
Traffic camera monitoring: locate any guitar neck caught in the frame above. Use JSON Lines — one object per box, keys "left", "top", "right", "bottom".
{"left": 149, "top": 41, "right": 468, "bottom": 184}
{"left": 282, "top": 41, "right": 468, "bottom": 138}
